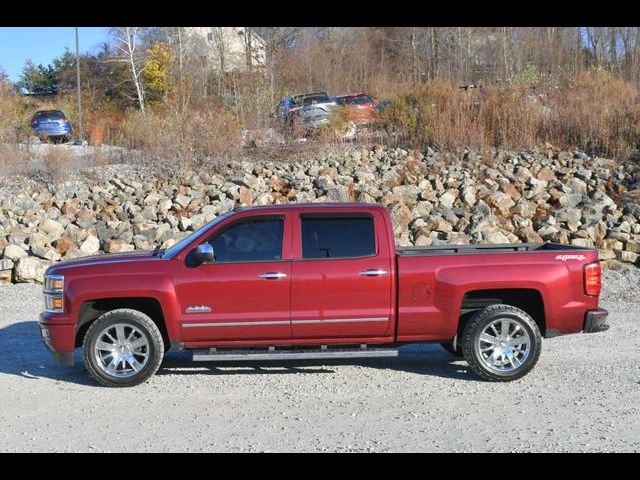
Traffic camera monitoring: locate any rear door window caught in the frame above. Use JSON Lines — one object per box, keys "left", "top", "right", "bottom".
{"left": 301, "top": 216, "right": 376, "bottom": 259}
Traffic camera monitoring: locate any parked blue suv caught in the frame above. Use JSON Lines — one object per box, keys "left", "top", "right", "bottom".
{"left": 30, "top": 110, "right": 73, "bottom": 143}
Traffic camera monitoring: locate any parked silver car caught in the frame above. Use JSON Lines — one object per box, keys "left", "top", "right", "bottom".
{"left": 299, "top": 93, "right": 337, "bottom": 131}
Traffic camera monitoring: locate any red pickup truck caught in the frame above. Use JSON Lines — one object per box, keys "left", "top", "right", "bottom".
{"left": 39, "top": 203, "right": 609, "bottom": 387}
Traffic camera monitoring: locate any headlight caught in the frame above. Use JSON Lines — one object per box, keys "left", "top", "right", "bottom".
{"left": 44, "top": 274, "right": 64, "bottom": 313}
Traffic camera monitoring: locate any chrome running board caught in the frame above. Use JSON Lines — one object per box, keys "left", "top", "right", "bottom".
{"left": 192, "top": 345, "right": 398, "bottom": 362}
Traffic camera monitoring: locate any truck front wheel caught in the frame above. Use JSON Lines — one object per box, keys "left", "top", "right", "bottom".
{"left": 461, "top": 304, "right": 542, "bottom": 382}
{"left": 440, "top": 341, "right": 463, "bottom": 357}
{"left": 82, "top": 309, "right": 165, "bottom": 387}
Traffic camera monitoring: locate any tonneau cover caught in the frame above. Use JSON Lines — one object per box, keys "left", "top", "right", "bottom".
{"left": 396, "top": 242, "right": 594, "bottom": 256}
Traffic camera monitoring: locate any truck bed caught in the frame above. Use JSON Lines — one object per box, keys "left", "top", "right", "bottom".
{"left": 395, "top": 241, "right": 600, "bottom": 342}
{"left": 397, "top": 241, "right": 592, "bottom": 256}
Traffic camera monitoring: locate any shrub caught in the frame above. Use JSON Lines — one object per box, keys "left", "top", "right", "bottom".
{"left": 116, "top": 101, "right": 241, "bottom": 165}
{"left": 374, "top": 69, "right": 640, "bottom": 158}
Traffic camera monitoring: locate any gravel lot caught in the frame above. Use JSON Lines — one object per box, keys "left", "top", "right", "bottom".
{"left": 1, "top": 268, "right": 639, "bottom": 452}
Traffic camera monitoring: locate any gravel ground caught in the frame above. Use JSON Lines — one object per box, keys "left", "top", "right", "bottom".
{"left": 0, "top": 268, "right": 639, "bottom": 452}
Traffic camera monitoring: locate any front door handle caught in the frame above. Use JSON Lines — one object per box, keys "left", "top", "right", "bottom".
{"left": 259, "top": 272, "right": 288, "bottom": 280}
{"left": 360, "top": 269, "right": 388, "bottom": 277}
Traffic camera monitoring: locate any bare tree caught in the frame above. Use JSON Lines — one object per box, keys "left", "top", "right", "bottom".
{"left": 256, "top": 27, "right": 301, "bottom": 105}
{"left": 108, "top": 27, "right": 145, "bottom": 111}
{"left": 209, "top": 27, "right": 228, "bottom": 95}
{"left": 108, "top": 27, "right": 148, "bottom": 111}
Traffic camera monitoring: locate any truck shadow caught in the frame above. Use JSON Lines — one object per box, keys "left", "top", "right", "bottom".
{"left": 0, "top": 321, "right": 95, "bottom": 386}
{"left": 0, "top": 321, "right": 478, "bottom": 386}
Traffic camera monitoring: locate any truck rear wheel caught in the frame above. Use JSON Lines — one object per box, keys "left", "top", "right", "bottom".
{"left": 461, "top": 304, "right": 542, "bottom": 382}
{"left": 82, "top": 309, "right": 164, "bottom": 387}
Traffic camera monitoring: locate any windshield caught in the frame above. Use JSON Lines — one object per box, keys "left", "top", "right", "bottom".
{"left": 162, "top": 210, "right": 236, "bottom": 259}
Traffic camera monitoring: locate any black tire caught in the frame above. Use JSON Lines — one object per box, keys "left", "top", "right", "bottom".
{"left": 461, "top": 304, "right": 542, "bottom": 382}
{"left": 440, "top": 341, "right": 463, "bottom": 357}
{"left": 82, "top": 308, "right": 164, "bottom": 387}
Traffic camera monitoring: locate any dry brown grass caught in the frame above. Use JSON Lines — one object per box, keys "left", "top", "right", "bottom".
{"left": 0, "top": 143, "right": 29, "bottom": 177}
{"left": 375, "top": 70, "right": 640, "bottom": 158}
{"left": 541, "top": 70, "right": 640, "bottom": 155}
{"left": 41, "top": 148, "right": 74, "bottom": 184}
{"left": 2, "top": 67, "right": 640, "bottom": 171}
{"left": 116, "top": 101, "right": 241, "bottom": 166}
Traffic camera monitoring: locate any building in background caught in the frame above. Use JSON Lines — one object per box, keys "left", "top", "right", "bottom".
{"left": 184, "top": 27, "right": 266, "bottom": 73}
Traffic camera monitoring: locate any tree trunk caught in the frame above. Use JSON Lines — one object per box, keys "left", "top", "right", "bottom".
{"left": 502, "top": 27, "right": 509, "bottom": 81}
{"left": 609, "top": 27, "right": 618, "bottom": 72}
{"left": 576, "top": 27, "right": 582, "bottom": 73}
{"left": 126, "top": 28, "right": 145, "bottom": 111}
{"left": 431, "top": 27, "right": 439, "bottom": 79}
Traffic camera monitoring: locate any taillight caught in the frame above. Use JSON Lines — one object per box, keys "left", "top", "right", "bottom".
{"left": 584, "top": 262, "right": 602, "bottom": 296}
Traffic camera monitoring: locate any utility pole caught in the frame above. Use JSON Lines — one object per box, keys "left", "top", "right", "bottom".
{"left": 75, "top": 27, "right": 84, "bottom": 144}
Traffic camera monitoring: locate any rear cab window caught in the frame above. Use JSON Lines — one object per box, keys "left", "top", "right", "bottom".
{"left": 300, "top": 215, "right": 376, "bottom": 259}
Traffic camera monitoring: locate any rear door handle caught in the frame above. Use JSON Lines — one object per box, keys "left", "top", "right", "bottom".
{"left": 360, "top": 269, "right": 388, "bottom": 277}
{"left": 259, "top": 272, "right": 288, "bottom": 280}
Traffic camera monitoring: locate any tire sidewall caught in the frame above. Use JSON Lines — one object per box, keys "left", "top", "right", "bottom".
{"left": 464, "top": 307, "right": 541, "bottom": 381}
{"left": 83, "top": 311, "right": 164, "bottom": 387}
{"left": 440, "top": 341, "right": 464, "bottom": 357}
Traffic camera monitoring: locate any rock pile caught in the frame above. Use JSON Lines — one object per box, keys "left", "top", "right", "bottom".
{"left": 1, "top": 146, "right": 639, "bottom": 283}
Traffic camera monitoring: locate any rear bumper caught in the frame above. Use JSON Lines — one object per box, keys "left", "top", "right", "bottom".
{"left": 33, "top": 126, "right": 72, "bottom": 136}
{"left": 304, "top": 120, "right": 331, "bottom": 129}
{"left": 583, "top": 308, "right": 609, "bottom": 333}
{"left": 39, "top": 312, "right": 76, "bottom": 366}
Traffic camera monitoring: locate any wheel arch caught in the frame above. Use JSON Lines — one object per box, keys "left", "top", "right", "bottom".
{"left": 75, "top": 297, "right": 170, "bottom": 350}
{"left": 459, "top": 288, "right": 546, "bottom": 337}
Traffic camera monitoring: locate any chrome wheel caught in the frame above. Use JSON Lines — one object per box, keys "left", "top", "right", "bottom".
{"left": 476, "top": 318, "right": 531, "bottom": 373}
{"left": 93, "top": 323, "right": 150, "bottom": 378}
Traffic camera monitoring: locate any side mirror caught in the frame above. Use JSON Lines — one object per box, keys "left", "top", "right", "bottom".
{"left": 195, "top": 244, "right": 215, "bottom": 264}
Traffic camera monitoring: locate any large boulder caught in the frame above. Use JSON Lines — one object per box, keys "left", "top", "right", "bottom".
{"left": 482, "top": 230, "right": 510, "bottom": 244}
{"left": 487, "top": 192, "right": 515, "bottom": 216}
{"left": 80, "top": 235, "right": 101, "bottom": 255}
{"left": 14, "top": 256, "right": 51, "bottom": 283}
{"left": 103, "top": 239, "right": 134, "bottom": 253}
{"left": 39, "top": 219, "right": 65, "bottom": 237}
{"left": 3, "top": 244, "right": 28, "bottom": 261}
{"left": 439, "top": 190, "right": 458, "bottom": 209}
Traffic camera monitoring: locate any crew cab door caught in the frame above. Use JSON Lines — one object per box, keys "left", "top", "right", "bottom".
{"left": 175, "top": 214, "right": 292, "bottom": 343}
{"left": 290, "top": 212, "right": 394, "bottom": 339}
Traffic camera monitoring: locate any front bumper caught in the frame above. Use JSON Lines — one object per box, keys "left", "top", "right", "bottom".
{"left": 39, "top": 312, "right": 76, "bottom": 366}
{"left": 583, "top": 308, "right": 609, "bottom": 333}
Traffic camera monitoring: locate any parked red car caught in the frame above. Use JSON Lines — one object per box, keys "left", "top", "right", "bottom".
{"left": 40, "top": 203, "right": 608, "bottom": 387}
{"left": 332, "top": 93, "right": 377, "bottom": 124}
